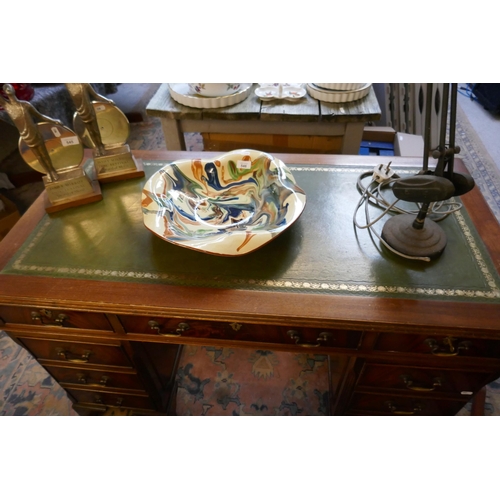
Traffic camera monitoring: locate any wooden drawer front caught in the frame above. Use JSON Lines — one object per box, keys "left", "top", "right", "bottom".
{"left": 118, "top": 315, "right": 362, "bottom": 350}
{"left": 66, "top": 388, "right": 155, "bottom": 410}
{"left": 19, "top": 337, "right": 132, "bottom": 367}
{"left": 349, "top": 393, "right": 465, "bottom": 416}
{"left": 283, "top": 327, "right": 362, "bottom": 350}
{"left": 0, "top": 305, "right": 112, "bottom": 331}
{"left": 357, "top": 363, "right": 490, "bottom": 396}
{"left": 43, "top": 366, "right": 145, "bottom": 391}
{"left": 119, "top": 315, "right": 244, "bottom": 339}
{"left": 119, "top": 315, "right": 283, "bottom": 343}
{"left": 375, "top": 333, "right": 500, "bottom": 359}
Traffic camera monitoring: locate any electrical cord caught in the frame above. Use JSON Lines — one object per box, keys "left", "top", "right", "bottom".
{"left": 353, "top": 163, "right": 463, "bottom": 261}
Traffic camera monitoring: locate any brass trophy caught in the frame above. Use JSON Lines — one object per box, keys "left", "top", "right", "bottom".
{"left": 0, "top": 84, "right": 102, "bottom": 213}
{"left": 66, "top": 84, "right": 144, "bottom": 183}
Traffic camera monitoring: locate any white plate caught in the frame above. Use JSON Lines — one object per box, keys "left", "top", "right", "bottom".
{"left": 306, "top": 83, "right": 372, "bottom": 103}
{"left": 255, "top": 85, "right": 306, "bottom": 101}
{"left": 169, "top": 83, "right": 252, "bottom": 109}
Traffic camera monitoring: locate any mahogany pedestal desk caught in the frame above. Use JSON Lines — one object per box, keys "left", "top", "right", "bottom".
{"left": 1, "top": 150, "right": 499, "bottom": 416}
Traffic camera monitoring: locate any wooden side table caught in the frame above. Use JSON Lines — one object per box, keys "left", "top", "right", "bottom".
{"left": 146, "top": 84, "right": 381, "bottom": 154}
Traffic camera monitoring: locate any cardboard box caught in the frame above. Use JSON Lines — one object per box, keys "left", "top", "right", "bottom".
{"left": 0, "top": 194, "right": 21, "bottom": 241}
{"left": 361, "top": 127, "right": 424, "bottom": 157}
{"left": 394, "top": 132, "right": 424, "bottom": 156}
{"left": 362, "top": 126, "right": 397, "bottom": 143}
{"left": 201, "top": 133, "right": 343, "bottom": 154}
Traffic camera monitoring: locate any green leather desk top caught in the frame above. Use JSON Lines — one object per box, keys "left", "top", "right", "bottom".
{"left": 3, "top": 160, "right": 500, "bottom": 303}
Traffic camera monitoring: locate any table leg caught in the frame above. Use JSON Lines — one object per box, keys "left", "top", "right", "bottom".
{"left": 470, "top": 386, "right": 486, "bottom": 416}
{"left": 160, "top": 118, "right": 186, "bottom": 151}
{"left": 341, "top": 122, "right": 365, "bottom": 154}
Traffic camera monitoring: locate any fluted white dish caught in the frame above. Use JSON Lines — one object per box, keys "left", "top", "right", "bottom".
{"left": 313, "top": 83, "right": 367, "bottom": 91}
{"left": 169, "top": 83, "right": 252, "bottom": 109}
{"left": 306, "top": 83, "right": 372, "bottom": 103}
{"left": 188, "top": 83, "right": 243, "bottom": 97}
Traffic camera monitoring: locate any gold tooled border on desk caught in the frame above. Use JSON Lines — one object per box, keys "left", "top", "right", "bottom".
{"left": 5, "top": 165, "right": 500, "bottom": 301}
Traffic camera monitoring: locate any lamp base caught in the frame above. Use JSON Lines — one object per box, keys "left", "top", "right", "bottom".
{"left": 381, "top": 214, "right": 447, "bottom": 260}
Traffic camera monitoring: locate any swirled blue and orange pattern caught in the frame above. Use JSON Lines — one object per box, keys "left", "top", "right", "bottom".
{"left": 142, "top": 150, "right": 306, "bottom": 255}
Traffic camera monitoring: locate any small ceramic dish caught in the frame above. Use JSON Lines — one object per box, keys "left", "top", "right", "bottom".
{"left": 141, "top": 149, "right": 306, "bottom": 256}
{"left": 255, "top": 84, "right": 306, "bottom": 101}
{"left": 188, "top": 83, "right": 242, "bottom": 97}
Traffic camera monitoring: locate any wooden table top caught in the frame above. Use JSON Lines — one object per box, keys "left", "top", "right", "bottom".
{"left": 146, "top": 84, "right": 382, "bottom": 123}
{"left": 0, "top": 151, "right": 499, "bottom": 337}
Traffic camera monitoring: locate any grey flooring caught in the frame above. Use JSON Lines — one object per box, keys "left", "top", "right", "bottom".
{"left": 457, "top": 83, "right": 500, "bottom": 172}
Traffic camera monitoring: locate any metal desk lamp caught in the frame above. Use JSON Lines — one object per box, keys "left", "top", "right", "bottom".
{"left": 381, "top": 83, "right": 475, "bottom": 259}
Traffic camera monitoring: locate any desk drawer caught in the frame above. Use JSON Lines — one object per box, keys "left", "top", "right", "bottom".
{"left": 375, "top": 333, "right": 500, "bottom": 359}
{"left": 0, "top": 305, "right": 112, "bottom": 331}
{"left": 66, "top": 388, "right": 155, "bottom": 411}
{"left": 357, "top": 363, "right": 490, "bottom": 397}
{"left": 18, "top": 337, "right": 132, "bottom": 367}
{"left": 119, "top": 315, "right": 283, "bottom": 343}
{"left": 118, "top": 314, "right": 362, "bottom": 350}
{"left": 43, "top": 365, "right": 145, "bottom": 391}
{"left": 349, "top": 393, "right": 466, "bottom": 416}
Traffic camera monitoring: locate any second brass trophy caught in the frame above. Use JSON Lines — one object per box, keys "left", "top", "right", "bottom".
{"left": 66, "top": 84, "right": 144, "bottom": 182}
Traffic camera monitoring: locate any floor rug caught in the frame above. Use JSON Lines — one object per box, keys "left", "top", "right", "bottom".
{"left": 1, "top": 102, "right": 500, "bottom": 416}
{"left": 454, "top": 103, "right": 500, "bottom": 221}
{"left": 0, "top": 331, "right": 77, "bottom": 416}
{"left": 175, "top": 346, "right": 329, "bottom": 416}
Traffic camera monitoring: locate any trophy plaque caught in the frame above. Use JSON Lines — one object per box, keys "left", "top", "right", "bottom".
{"left": 67, "top": 84, "right": 144, "bottom": 183}
{"left": 0, "top": 84, "right": 102, "bottom": 214}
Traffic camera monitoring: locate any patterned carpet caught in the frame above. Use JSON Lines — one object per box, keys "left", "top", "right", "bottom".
{"left": 1, "top": 102, "right": 500, "bottom": 416}
{"left": 0, "top": 331, "right": 77, "bottom": 416}
{"left": 175, "top": 346, "right": 329, "bottom": 416}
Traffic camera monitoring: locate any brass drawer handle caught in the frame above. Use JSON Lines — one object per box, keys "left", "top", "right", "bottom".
{"left": 55, "top": 314, "right": 68, "bottom": 326}
{"left": 78, "top": 375, "right": 109, "bottom": 387}
{"left": 401, "top": 375, "right": 442, "bottom": 392}
{"left": 148, "top": 320, "right": 190, "bottom": 337}
{"left": 386, "top": 401, "right": 422, "bottom": 415}
{"left": 56, "top": 349, "right": 91, "bottom": 363}
{"left": 287, "top": 330, "right": 331, "bottom": 348}
{"left": 31, "top": 310, "right": 68, "bottom": 326}
{"left": 95, "top": 396, "right": 123, "bottom": 407}
{"left": 425, "top": 337, "right": 471, "bottom": 357}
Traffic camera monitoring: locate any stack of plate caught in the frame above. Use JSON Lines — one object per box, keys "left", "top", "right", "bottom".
{"left": 307, "top": 83, "right": 371, "bottom": 103}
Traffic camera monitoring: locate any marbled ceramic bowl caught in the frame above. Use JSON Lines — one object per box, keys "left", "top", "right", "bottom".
{"left": 188, "top": 83, "right": 242, "bottom": 97}
{"left": 141, "top": 150, "right": 306, "bottom": 256}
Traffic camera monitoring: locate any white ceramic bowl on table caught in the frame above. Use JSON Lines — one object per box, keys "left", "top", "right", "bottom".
{"left": 188, "top": 83, "right": 243, "bottom": 97}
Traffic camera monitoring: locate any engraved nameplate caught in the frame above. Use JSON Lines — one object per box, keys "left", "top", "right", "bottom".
{"left": 44, "top": 170, "right": 94, "bottom": 204}
{"left": 94, "top": 151, "right": 137, "bottom": 176}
